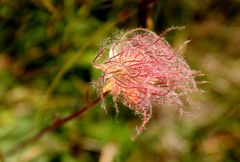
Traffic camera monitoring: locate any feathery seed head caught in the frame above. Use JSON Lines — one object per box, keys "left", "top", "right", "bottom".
{"left": 93, "top": 28, "right": 198, "bottom": 135}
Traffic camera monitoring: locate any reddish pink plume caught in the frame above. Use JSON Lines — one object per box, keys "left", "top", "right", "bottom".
{"left": 93, "top": 28, "right": 198, "bottom": 136}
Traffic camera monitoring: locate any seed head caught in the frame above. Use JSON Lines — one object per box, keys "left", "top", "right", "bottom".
{"left": 93, "top": 28, "right": 198, "bottom": 135}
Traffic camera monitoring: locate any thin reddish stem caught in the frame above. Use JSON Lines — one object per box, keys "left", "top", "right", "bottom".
{"left": 6, "top": 92, "right": 110, "bottom": 156}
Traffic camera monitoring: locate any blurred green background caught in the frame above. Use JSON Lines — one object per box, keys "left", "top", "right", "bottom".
{"left": 0, "top": 0, "right": 240, "bottom": 162}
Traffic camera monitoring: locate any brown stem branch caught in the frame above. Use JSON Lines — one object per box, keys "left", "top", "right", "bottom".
{"left": 6, "top": 92, "right": 109, "bottom": 156}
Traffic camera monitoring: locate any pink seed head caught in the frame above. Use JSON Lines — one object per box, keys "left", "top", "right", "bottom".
{"left": 93, "top": 28, "right": 198, "bottom": 135}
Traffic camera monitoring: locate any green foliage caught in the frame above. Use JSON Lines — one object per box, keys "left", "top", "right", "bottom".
{"left": 0, "top": 0, "right": 240, "bottom": 162}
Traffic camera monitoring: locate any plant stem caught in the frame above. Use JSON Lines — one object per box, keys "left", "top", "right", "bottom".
{"left": 6, "top": 92, "right": 109, "bottom": 156}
